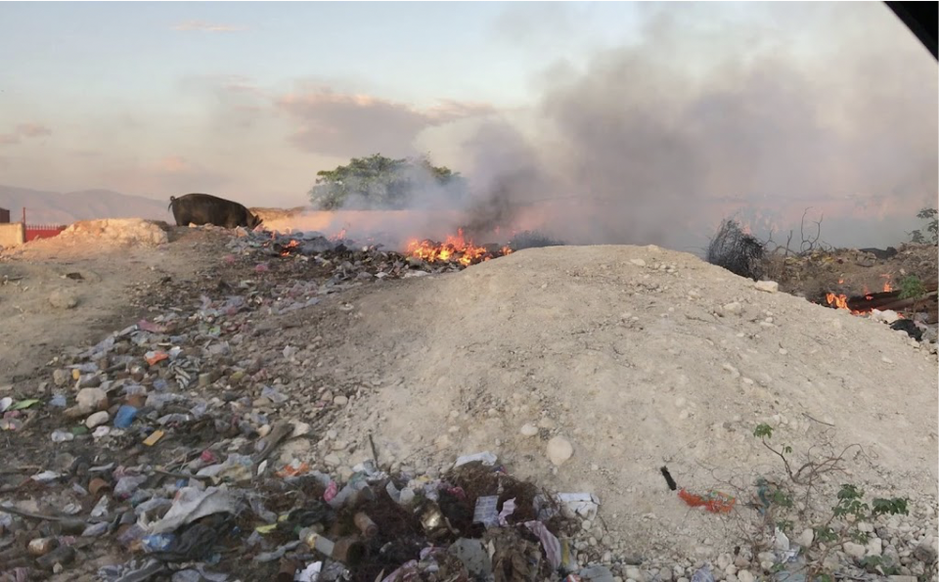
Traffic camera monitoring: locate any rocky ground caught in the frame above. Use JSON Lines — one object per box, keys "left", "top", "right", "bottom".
{"left": 0, "top": 220, "right": 936, "bottom": 582}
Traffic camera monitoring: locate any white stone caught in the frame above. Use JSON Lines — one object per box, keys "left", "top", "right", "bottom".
{"left": 754, "top": 280, "right": 779, "bottom": 293}
{"left": 797, "top": 528, "right": 814, "bottom": 547}
{"left": 333, "top": 395, "right": 349, "bottom": 406}
{"left": 737, "top": 570, "right": 754, "bottom": 582}
{"left": 76, "top": 388, "right": 107, "bottom": 412}
{"left": 546, "top": 436, "right": 574, "bottom": 466}
{"left": 85, "top": 411, "right": 109, "bottom": 429}
{"left": 844, "top": 542, "right": 867, "bottom": 559}
{"left": 872, "top": 309, "right": 900, "bottom": 324}
{"left": 291, "top": 422, "right": 311, "bottom": 437}
{"left": 867, "top": 537, "right": 883, "bottom": 556}
{"left": 520, "top": 423, "right": 538, "bottom": 437}
{"left": 624, "top": 566, "right": 643, "bottom": 581}
{"left": 629, "top": 259, "right": 646, "bottom": 267}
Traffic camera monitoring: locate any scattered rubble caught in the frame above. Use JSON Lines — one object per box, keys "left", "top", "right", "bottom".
{"left": 57, "top": 219, "right": 171, "bottom": 247}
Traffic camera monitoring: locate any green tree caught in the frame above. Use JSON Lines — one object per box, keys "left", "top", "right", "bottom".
{"left": 909, "top": 207, "right": 938, "bottom": 245}
{"left": 308, "top": 153, "right": 467, "bottom": 210}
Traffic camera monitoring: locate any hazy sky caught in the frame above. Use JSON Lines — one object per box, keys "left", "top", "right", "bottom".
{"left": 0, "top": 2, "right": 935, "bottom": 248}
{"left": 1, "top": 2, "right": 646, "bottom": 201}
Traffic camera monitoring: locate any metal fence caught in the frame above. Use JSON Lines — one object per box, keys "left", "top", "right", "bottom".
{"left": 25, "top": 224, "right": 67, "bottom": 242}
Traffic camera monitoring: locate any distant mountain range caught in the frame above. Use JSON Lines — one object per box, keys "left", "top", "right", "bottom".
{"left": 0, "top": 185, "right": 173, "bottom": 225}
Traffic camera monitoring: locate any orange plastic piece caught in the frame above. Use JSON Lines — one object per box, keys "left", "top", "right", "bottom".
{"left": 275, "top": 462, "right": 310, "bottom": 478}
{"left": 678, "top": 488, "right": 736, "bottom": 513}
{"left": 146, "top": 352, "right": 169, "bottom": 366}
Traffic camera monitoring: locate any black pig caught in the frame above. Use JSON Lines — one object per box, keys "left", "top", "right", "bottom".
{"left": 168, "top": 193, "right": 262, "bottom": 229}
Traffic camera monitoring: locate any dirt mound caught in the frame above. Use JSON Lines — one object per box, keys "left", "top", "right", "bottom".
{"left": 58, "top": 218, "right": 170, "bottom": 246}
{"left": 268, "top": 244, "right": 937, "bottom": 560}
{"left": 0, "top": 227, "right": 227, "bottom": 381}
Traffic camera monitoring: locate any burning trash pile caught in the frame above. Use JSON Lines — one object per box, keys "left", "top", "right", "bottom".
{"left": 405, "top": 229, "right": 512, "bottom": 267}
{"left": 820, "top": 273, "right": 938, "bottom": 342}
{"left": 224, "top": 226, "right": 513, "bottom": 274}
{"left": 758, "top": 243, "right": 938, "bottom": 343}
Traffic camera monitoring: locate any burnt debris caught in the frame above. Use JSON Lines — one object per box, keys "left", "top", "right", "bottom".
{"left": 660, "top": 466, "right": 678, "bottom": 491}
{"left": 891, "top": 318, "right": 925, "bottom": 341}
{"left": 706, "top": 219, "right": 766, "bottom": 281}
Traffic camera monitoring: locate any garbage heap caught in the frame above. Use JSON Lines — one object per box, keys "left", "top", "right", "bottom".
{"left": 0, "top": 226, "right": 606, "bottom": 582}
{"left": 225, "top": 227, "right": 493, "bottom": 275}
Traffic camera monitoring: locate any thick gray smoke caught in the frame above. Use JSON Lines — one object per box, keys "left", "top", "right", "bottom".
{"left": 456, "top": 3, "right": 938, "bottom": 253}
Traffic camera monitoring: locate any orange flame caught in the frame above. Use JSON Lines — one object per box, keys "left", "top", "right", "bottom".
{"left": 881, "top": 274, "right": 893, "bottom": 293}
{"left": 280, "top": 239, "right": 300, "bottom": 256}
{"left": 826, "top": 274, "right": 905, "bottom": 318}
{"left": 405, "top": 228, "right": 512, "bottom": 267}
{"left": 826, "top": 292, "right": 850, "bottom": 310}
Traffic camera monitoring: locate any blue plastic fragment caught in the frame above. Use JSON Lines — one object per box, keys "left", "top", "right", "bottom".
{"left": 114, "top": 405, "right": 139, "bottom": 428}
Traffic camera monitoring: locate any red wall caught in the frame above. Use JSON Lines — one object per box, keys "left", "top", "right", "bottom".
{"left": 25, "top": 225, "right": 66, "bottom": 242}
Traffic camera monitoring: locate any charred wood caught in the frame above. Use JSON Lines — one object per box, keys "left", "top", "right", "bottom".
{"left": 846, "top": 278, "right": 938, "bottom": 312}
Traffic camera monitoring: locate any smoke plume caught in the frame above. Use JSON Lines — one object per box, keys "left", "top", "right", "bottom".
{"left": 455, "top": 2, "right": 938, "bottom": 252}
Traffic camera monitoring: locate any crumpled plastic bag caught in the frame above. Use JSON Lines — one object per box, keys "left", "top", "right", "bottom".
{"left": 149, "top": 486, "right": 238, "bottom": 534}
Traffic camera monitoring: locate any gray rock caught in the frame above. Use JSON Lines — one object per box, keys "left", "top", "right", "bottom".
{"left": 581, "top": 565, "right": 615, "bottom": 582}
{"left": 843, "top": 542, "right": 866, "bottom": 559}
{"left": 913, "top": 542, "right": 938, "bottom": 564}
{"left": 52, "top": 369, "right": 70, "bottom": 387}
{"left": 722, "top": 302, "right": 743, "bottom": 315}
{"left": 76, "top": 388, "right": 107, "bottom": 412}
{"left": 624, "top": 566, "right": 643, "bottom": 581}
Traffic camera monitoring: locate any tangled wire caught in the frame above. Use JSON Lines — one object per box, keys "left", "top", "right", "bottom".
{"left": 706, "top": 219, "right": 765, "bottom": 281}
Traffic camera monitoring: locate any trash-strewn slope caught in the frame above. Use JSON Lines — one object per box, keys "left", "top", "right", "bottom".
{"left": 285, "top": 244, "right": 937, "bottom": 560}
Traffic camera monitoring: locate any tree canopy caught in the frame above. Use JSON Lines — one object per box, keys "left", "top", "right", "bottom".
{"left": 308, "top": 154, "right": 468, "bottom": 210}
